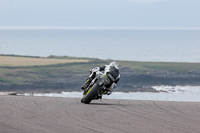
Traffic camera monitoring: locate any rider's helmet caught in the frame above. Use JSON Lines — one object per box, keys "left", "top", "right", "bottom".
{"left": 109, "top": 62, "right": 119, "bottom": 69}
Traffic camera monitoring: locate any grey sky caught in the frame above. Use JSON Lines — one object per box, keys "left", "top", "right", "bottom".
{"left": 0, "top": 0, "right": 200, "bottom": 28}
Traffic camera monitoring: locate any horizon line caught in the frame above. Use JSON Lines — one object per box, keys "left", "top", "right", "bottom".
{"left": 0, "top": 26, "right": 200, "bottom": 30}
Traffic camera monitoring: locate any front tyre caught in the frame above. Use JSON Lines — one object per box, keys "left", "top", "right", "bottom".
{"left": 81, "top": 83, "right": 100, "bottom": 104}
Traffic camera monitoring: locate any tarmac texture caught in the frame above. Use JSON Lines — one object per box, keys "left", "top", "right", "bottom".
{"left": 0, "top": 95, "right": 200, "bottom": 133}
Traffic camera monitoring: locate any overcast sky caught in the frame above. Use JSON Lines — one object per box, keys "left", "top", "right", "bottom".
{"left": 0, "top": 0, "right": 200, "bottom": 29}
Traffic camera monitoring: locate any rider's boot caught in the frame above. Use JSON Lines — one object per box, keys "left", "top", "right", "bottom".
{"left": 81, "top": 77, "right": 92, "bottom": 90}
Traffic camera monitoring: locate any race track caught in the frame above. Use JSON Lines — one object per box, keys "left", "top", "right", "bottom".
{"left": 0, "top": 95, "right": 200, "bottom": 133}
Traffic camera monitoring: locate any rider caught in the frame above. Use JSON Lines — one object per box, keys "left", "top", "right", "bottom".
{"left": 81, "top": 62, "right": 120, "bottom": 95}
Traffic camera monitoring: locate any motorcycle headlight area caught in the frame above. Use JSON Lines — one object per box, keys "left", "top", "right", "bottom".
{"left": 96, "top": 72, "right": 108, "bottom": 86}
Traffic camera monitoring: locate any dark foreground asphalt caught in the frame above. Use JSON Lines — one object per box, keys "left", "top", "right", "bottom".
{"left": 0, "top": 96, "right": 200, "bottom": 133}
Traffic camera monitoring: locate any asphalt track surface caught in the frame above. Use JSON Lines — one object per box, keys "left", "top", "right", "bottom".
{"left": 1, "top": 96, "right": 200, "bottom": 133}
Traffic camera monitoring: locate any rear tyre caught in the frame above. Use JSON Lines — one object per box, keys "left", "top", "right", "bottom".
{"left": 82, "top": 83, "right": 100, "bottom": 104}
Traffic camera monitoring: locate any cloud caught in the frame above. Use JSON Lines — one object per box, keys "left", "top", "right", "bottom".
{"left": 128, "top": 0, "right": 165, "bottom": 3}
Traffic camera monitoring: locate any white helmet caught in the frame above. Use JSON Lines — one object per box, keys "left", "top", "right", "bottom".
{"left": 109, "top": 62, "right": 119, "bottom": 69}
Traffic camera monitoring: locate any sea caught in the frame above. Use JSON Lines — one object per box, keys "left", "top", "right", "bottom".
{"left": 0, "top": 29, "right": 200, "bottom": 62}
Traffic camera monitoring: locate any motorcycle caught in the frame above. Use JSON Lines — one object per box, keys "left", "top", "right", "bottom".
{"left": 81, "top": 70, "right": 116, "bottom": 104}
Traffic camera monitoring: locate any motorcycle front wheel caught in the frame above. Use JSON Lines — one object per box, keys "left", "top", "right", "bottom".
{"left": 81, "top": 83, "right": 100, "bottom": 104}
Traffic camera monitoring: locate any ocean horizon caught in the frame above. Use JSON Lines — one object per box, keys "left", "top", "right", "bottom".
{"left": 0, "top": 29, "right": 200, "bottom": 62}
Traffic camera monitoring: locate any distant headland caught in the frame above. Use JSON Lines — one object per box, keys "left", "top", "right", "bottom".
{"left": 0, "top": 54, "right": 200, "bottom": 93}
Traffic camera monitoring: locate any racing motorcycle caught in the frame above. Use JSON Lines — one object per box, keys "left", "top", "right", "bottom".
{"left": 81, "top": 70, "right": 117, "bottom": 104}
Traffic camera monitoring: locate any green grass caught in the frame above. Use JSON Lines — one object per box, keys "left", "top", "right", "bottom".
{"left": 117, "top": 60, "right": 200, "bottom": 72}
{"left": 0, "top": 78, "right": 12, "bottom": 83}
